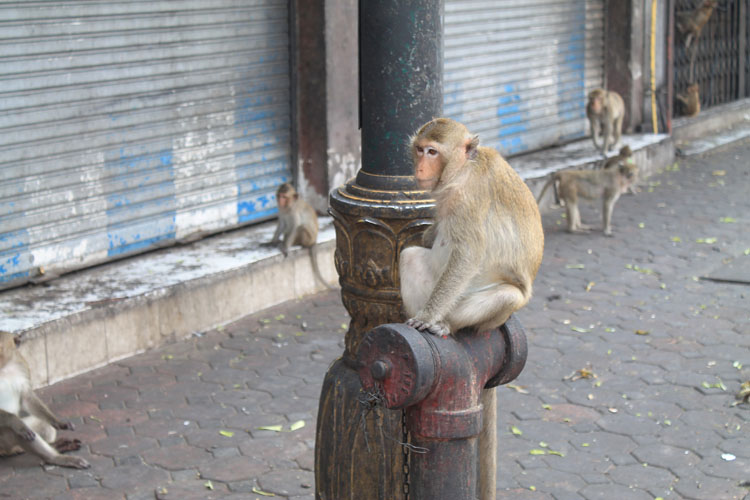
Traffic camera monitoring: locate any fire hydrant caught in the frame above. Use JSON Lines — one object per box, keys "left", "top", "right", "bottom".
{"left": 356, "top": 316, "right": 527, "bottom": 500}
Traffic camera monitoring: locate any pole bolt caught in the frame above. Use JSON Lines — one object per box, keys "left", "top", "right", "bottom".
{"left": 371, "top": 360, "right": 391, "bottom": 380}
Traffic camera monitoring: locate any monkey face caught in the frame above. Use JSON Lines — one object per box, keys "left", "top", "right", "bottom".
{"left": 413, "top": 142, "right": 442, "bottom": 191}
{"left": 589, "top": 96, "right": 602, "bottom": 114}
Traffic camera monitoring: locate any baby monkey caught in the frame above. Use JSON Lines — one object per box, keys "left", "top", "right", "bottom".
{"left": 264, "top": 182, "right": 334, "bottom": 289}
{"left": 0, "top": 331, "right": 89, "bottom": 469}
{"left": 537, "top": 159, "right": 639, "bottom": 236}
{"left": 676, "top": 84, "right": 701, "bottom": 117}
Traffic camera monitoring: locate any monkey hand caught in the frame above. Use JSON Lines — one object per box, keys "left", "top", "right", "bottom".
{"left": 11, "top": 422, "right": 36, "bottom": 442}
{"left": 406, "top": 317, "right": 451, "bottom": 337}
{"left": 55, "top": 421, "right": 75, "bottom": 431}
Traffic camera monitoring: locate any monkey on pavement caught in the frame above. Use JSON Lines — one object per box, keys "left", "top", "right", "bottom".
{"left": 264, "top": 182, "right": 334, "bottom": 289}
{"left": 399, "top": 118, "right": 544, "bottom": 500}
{"left": 536, "top": 161, "right": 639, "bottom": 236}
{"left": 0, "top": 331, "right": 89, "bottom": 469}
{"left": 586, "top": 89, "right": 625, "bottom": 155}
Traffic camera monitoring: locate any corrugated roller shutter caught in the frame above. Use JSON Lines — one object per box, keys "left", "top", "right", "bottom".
{"left": 445, "top": 0, "right": 605, "bottom": 156}
{"left": 0, "top": 0, "right": 292, "bottom": 290}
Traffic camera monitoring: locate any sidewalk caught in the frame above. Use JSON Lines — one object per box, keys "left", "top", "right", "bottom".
{"left": 2, "top": 138, "right": 749, "bottom": 499}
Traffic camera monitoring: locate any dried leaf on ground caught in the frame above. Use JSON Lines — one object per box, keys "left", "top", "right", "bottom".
{"left": 252, "top": 486, "right": 276, "bottom": 496}
{"left": 564, "top": 367, "right": 597, "bottom": 381}
{"left": 735, "top": 381, "right": 750, "bottom": 404}
{"left": 257, "top": 424, "right": 283, "bottom": 432}
{"left": 696, "top": 237, "right": 718, "bottom": 244}
{"left": 506, "top": 384, "right": 529, "bottom": 394}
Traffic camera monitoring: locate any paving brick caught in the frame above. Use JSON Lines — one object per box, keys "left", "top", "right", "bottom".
{"left": 198, "top": 455, "right": 267, "bottom": 482}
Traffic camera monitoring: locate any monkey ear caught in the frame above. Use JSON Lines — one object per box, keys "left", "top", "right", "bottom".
{"left": 466, "top": 135, "right": 479, "bottom": 160}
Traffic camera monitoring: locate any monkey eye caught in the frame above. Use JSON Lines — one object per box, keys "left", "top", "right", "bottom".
{"left": 425, "top": 147, "right": 438, "bottom": 157}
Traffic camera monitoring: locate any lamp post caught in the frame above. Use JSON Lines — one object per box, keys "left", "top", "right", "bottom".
{"left": 314, "top": 1, "right": 443, "bottom": 498}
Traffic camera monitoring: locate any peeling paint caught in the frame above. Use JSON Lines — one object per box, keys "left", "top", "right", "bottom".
{"left": 328, "top": 148, "right": 362, "bottom": 192}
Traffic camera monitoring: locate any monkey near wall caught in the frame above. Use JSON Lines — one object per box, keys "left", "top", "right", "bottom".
{"left": 676, "top": 0, "right": 717, "bottom": 48}
{"left": 0, "top": 331, "right": 89, "bottom": 469}
{"left": 265, "top": 182, "right": 333, "bottom": 289}
{"left": 677, "top": 84, "right": 701, "bottom": 117}
{"left": 586, "top": 89, "right": 625, "bottom": 155}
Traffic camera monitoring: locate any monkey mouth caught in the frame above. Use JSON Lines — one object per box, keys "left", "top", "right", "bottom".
{"left": 416, "top": 178, "right": 436, "bottom": 190}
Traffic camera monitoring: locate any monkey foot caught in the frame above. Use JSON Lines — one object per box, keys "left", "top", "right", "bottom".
{"left": 406, "top": 318, "right": 451, "bottom": 337}
{"left": 53, "top": 438, "right": 82, "bottom": 453}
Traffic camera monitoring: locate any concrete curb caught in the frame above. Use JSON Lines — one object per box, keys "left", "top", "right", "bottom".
{"left": 3, "top": 222, "right": 337, "bottom": 388}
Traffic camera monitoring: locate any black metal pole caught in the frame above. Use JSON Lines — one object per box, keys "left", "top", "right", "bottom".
{"left": 358, "top": 0, "right": 443, "bottom": 188}
{"left": 315, "top": 1, "right": 444, "bottom": 499}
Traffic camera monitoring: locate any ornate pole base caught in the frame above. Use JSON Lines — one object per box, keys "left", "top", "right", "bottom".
{"left": 314, "top": 180, "right": 433, "bottom": 500}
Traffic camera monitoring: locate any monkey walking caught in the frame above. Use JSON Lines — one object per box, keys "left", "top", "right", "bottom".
{"left": 586, "top": 88, "right": 624, "bottom": 155}
{"left": 0, "top": 331, "right": 90, "bottom": 469}
{"left": 263, "top": 182, "right": 335, "bottom": 290}
{"left": 537, "top": 161, "right": 639, "bottom": 236}
{"left": 400, "top": 118, "right": 544, "bottom": 500}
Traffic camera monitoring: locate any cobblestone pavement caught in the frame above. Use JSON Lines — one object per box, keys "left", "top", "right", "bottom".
{"left": 2, "top": 141, "right": 750, "bottom": 499}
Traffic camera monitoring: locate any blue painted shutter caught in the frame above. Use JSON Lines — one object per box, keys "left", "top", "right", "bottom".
{"left": 0, "top": 1, "right": 292, "bottom": 289}
{"left": 445, "top": 0, "right": 605, "bottom": 156}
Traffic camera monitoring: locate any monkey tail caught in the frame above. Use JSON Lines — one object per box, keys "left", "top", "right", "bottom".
{"left": 308, "top": 246, "right": 336, "bottom": 290}
{"left": 536, "top": 176, "right": 556, "bottom": 205}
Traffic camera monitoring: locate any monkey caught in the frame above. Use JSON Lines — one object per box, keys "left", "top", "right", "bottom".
{"left": 263, "top": 182, "right": 334, "bottom": 289}
{"left": 399, "top": 118, "right": 544, "bottom": 500}
{"left": 676, "top": 83, "right": 701, "bottom": 117}
{"left": 0, "top": 331, "right": 89, "bottom": 469}
{"left": 676, "top": 0, "right": 717, "bottom": 48}
{"left": 586, "top": 89, "right": 625, "bottom": 155}
{"left": 600, "top": 145, "right": 632, "bottom": 170}
{"left": 536, "top": 161, "right": 639, "bottom": 236}
{"left": 601, "top": 145, "right": 638, "bottom": 194}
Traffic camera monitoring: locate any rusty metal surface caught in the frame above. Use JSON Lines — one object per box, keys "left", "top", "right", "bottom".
{"left": 356, "top": 322, "right": 528, "bottom": 500}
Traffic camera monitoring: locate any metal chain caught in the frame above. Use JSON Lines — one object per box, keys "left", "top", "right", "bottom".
{"left": 401, "top": 408, "right": 410, "bottom": 499}
{"left": 357, "top": 387, "right": 426, "bottom": 499}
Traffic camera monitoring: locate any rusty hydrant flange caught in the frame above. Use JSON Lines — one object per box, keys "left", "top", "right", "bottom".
{"left": 485, "top": 315, "right": 528, "bottom": 388}
{"left": 356, "top": 319, "right": 528, "bottom": 438}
